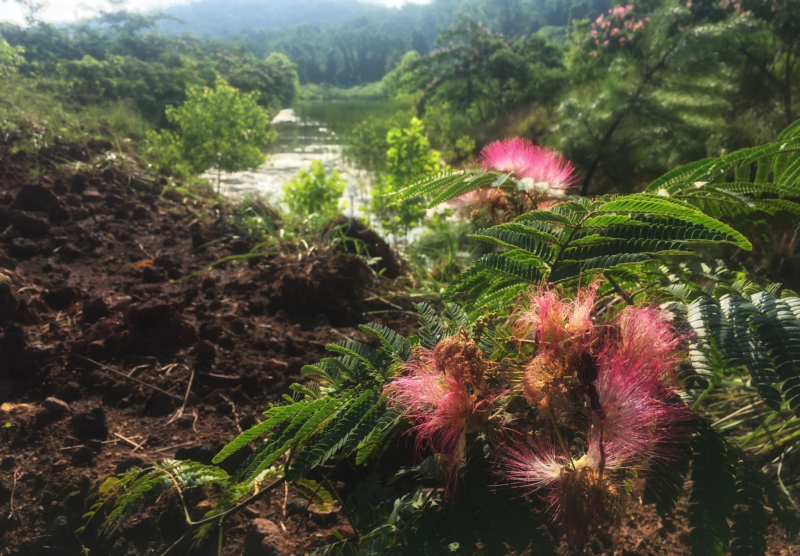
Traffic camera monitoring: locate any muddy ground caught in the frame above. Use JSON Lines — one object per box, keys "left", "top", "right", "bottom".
{"left": 0, "top": 140, "right": 796, "bottom": 556}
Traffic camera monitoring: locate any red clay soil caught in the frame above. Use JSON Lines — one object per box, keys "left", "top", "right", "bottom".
{"left": 0, "top": 140, "right": 796, "bottom": 556}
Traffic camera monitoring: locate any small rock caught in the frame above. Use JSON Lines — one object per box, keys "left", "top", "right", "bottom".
{"left": 42, "top": 397, "right": 70, "bottom": 417}
{"left": 51, "top": 459, "right": 69, "bottom": 472}
{"left": 145, "top": 392, "right": 174, "bottom": 417}
{"left": 10, "top": 211, "right": 50, "bottom": 237}
{"left": 82, "top": 298, "right": 110, "bottom": 323}
{"left": 70, "top": 407, "right": 107, "bottom": 440}
{"left": 0, "top": 456, "right": 15, "bottom": 470}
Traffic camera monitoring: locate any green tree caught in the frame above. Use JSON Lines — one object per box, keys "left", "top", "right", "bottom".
{"left": 555, "top": 3, "right": 751, "bottom": 195}
{"left": 165, "top": 78, "right": 275, "bottom": 192}
{"left": 737, "top": 0, "right": 800, "bottom": 125}
{"left": 371, "top": 117, "right": 441, "bottom": 240}
{"left": 383, "top": 16, "right": 567, "bottom": 158}
{"left": 282, "top": 159, "right": 345, "bottom": 220}
{"left": 0, "top": 38, "right": 24, "bottom": 77}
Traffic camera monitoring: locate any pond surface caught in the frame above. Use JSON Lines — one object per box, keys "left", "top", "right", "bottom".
{"left": 206, "top": 100, "right": 406, "bottom": 215}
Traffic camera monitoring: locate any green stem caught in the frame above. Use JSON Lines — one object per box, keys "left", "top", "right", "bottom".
{"left": 691, "top": 384, "right": 714, "bottom": 411}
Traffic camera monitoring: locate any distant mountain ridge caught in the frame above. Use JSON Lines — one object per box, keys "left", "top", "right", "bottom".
{"left": 153, "top": 0, "right": 389, "bottom": 37}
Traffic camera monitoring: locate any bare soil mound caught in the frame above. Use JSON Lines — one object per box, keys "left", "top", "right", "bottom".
{"left": 0, "top": 141, "right": 414, "bottom": 556}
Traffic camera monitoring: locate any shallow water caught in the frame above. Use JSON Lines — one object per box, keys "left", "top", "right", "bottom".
{"left": 205, "top": 104, "right": 378, "bottom": 215}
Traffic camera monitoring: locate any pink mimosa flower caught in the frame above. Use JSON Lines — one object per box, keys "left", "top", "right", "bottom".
{"left": 498, "top": 438, "right": 567, "bottom": 495}
{"left": 478, "top": 138, "right": 577, "bottom": 191}
{"left": 498, "top": 436, "right": 626, "bottom": 547}
{"left": 514, "top": 283, "right": 597, "bottom": 351}
{"left": 613, "top": 306, "right": 684, "bottom": 381}
{"left": 385, "top": 352, "right": 473, "bottom": 487}
{"left": 384, "top": 336, "right": 495, "bottom": 494}
{"left": 591, "top": 306, "right": 691, "bottom": 463}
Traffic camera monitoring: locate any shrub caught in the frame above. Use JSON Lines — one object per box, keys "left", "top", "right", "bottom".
{"left": 370, "top": 117, "right": 441, "bottom": 241}
{"left": 282, "top": 159, "right": 345, "bottom": 221}
{"left": 162, "top": 78, "right": 275, "bottom": 192}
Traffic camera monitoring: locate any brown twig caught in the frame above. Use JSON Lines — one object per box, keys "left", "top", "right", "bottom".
{"left": 8, "top": 465, "right": 22, "bottom": 519}
{"left": 219, "top": 394, "right": 243, "bottom": 434}
{"left": 327, "top": 327, "right": 356, "bottom": 343}
{"left": 153, "top": 441, "right": 196, "bottom": 454}
{"left": 77, "top": 356, "right": 182, "bottom": 400}
{"left": 167, "top": 368, "right": 195, "bottom": 425}
{"left": 113, "top": 432, "right": 148, "bottom": 454}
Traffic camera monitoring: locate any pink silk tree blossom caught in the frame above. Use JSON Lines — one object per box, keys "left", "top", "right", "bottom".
{"left": 384, "top": 336, "right": 496, "bottom": 493}
{"left": 479, "top": 137, "right": 578, "bottom": 192}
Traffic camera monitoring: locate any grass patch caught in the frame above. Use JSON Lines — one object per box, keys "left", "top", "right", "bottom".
{"left": 0, "top": 75, "right": 151, "bottom": 148}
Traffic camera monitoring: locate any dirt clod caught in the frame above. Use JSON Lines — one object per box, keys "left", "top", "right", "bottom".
{"left": 10, "top": 211, "right": 50, "bottom": 237}
{"left": 69, "top": 407, "right": 107, "bottom": 440}
{"left": 42, "top": 397, "right": 71, "bottom": 417}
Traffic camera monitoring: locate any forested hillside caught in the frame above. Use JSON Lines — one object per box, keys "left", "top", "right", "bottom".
{"left": 155, "top": 0, "right": 609, "bottom": 86}
{"left": 155, "top": 0, "right": 385, "bottom": 37}
{"left": 0, "top": 11, "right": 299, "bottom": 126}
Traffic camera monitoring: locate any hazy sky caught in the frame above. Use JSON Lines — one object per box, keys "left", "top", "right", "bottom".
{"left": 0, "top": 0, "right": 417, "bottom": 25}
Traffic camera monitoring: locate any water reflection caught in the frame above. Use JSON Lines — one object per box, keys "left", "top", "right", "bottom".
{"left": 205, "top": 107, "right": 372, "bottom": 214}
